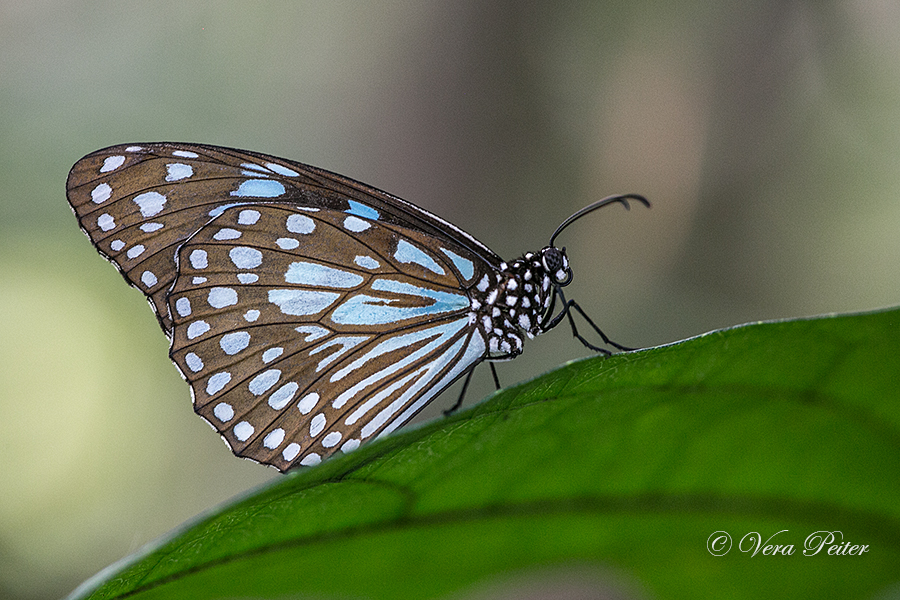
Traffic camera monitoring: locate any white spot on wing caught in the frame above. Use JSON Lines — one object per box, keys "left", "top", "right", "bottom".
{"left": 206, "top": 371, "right": 231, "bottom": 395}
{"left": 100, "top": 155, "right": 125, "bottom": 172}
{"left": 140, "top": 222, "right": 163, "bottom": 233}
{"left": 283, "top": 443, "right": 301, "bottom": 461}
{"left": 91, "top": 183, "right": 112, "bottom": 204}
{"left": 297, "top": 392, "right": 319, "bottom": 414}
{"left": 231, "top": 179, "right": 285, "bottom": 198}
{"left": 262, "top": 347, "right": 284, "bottom": 363}
{"left": 234, "top": 421, "right": 254, "bottom": 441}
{"left": 185, "top": 352, "right": 203, "bottom": 372}
{"left": 440, "top": 248, "right": 475, "bottom": 281}
{"left": 266, "top": 163, "right": 300, "bottom": 177}
{"left": 213, "top": 228, "right": 241, "bottom": 241}
{"left": 295, "top": 325, "right": 329, "bottom": 341}
{"left": 309, "top": 413, "right": 326, "bottom": 436}
{"left": 208, "top": 287, "right": 238, "bottom": 308}
{"left": 341, "top": 439, "right": 360, "bottom": 453}
{"left": 230, "top": 247, "right": 262, "bottom": 269}
{"left": 187, "top": 320, "right": 210, "bottom": 339}
{"left": 286, "top": 214, "right": 315, "bottom": 234}
{"left": 241, "top": 162, "right": 270, "bottom": 173}
{"left": 141, "top": 271, "right": 157, "bottom": 288}
{"left": 244, "top": 309, "right": 260, "bottom": 322}
{"left": 172, "top": 150, "right": 199, "bottom": 158}
{"left": 276, "top": 238, "right": 299, "bottom": 250}
{"left": 97, "top": 213, "right": 115, "bottom": 231}
{"left": 110, "top": 240, "right": 124, "bottom": 251}
{"left": 189, "top": 249, "right": 208, "bottom": 269}
{"left": 322, "top": 431, "right": 342, "bottom": 448}
{"left": 238, "top": 209, "right": 260, "bottom": 225}
{"left": 300, "top": 453, "right": 321, "bottom": 466}
{"left": 213, "top": 402, "right": 234, "bottom": 422}
{"left": 175, "top": 297, "right": 192, "bottom": 317}
{"left": 249, "top": 369, "right": 281, "bottom": 395}
{"left": 263, "top": 428, "right": 285, "bottom": 449}
{"left": 165, "top": 163, "right": 193, "bottom": 181}
{"left": 126, "top": 245, "right": 145, "bottom": 259}
{"left": 268, "top": 382, "right": 298, "bottom": 409}
{"left": 133, "top": 192, "right": 167, "bottom": 217}
{"left": 220, "top": 331, "right": 250, "bottom": 355}
{"left": 285, "top": 261, "right": 363, "bottom": 288}
{"left": 346, "top": 200, "right": 379, "bottom": 220}
{"left": 354, "top": 255, "right": 380, "bottom": 270}
{"left": 343, "top": 216, "right": 370, "bottom": 232}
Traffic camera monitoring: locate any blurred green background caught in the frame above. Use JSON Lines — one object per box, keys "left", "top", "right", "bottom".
{"left": 1, "top": 2, "right": 898, "bottom": 599}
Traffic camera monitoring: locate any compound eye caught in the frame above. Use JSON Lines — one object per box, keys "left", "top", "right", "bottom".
{"left": 541, "top": 248, "right": 572, "bottom": 285}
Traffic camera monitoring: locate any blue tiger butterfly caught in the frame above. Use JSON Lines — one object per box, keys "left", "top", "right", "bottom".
{"left": 66, "top": 143, "right": 648, "bottom": 470}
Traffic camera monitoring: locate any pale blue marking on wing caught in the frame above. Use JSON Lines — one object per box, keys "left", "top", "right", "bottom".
{"left": 361, "top": 336, "right": 469, "bottom": 439}
{"left": 346, "top": 200, "right": 379, "bottom": 220}
{"left": 308, "top": 335, "right": 370, "bottom": 372}
{"left": 344, "top": 368, "right": 421, "bottom": 426}
{"left": 440, "top": 248, "right": 475, "bottom": 281}
{"left": 230, "top": 179, "right": 286, "bottom": 198}
{"left": 330, "top": 279, "right": 468, "bottom": 326}
{"left": 354, "top": 255, "right": 380, "bottom": 270}
{"left": 380, "top": 329, "right": 486, "bottom": 437}
{"left": 394, "top": 239, "right": 445, "bottom": 275}
{"left": 285, "top": 261, "right": 364, "bottom": 288}
{"left": 330, "top": 317, "right": 470, "bottom": 407}
{"left": 240, "top": 162, "right": 271, "bottom": 173}
{"left": 208, "top": 202, "right": 250, "bottom": 218}
{"left": 268, "top": 289, "right": 340, "bottom": 316}
{"left": 266, "top": 162, "right": 300, "bottom": 177}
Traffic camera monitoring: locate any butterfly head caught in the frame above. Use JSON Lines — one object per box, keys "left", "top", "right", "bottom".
{"left": 539, "top": 246, "right": 572, "bottom": 287}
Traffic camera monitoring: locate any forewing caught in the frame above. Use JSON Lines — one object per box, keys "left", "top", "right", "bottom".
{"left": 66, "top": 143, "right": 500, "bottom": 335}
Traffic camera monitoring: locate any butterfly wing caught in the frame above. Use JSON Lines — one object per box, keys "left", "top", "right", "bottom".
{"left": 66, "top": 142, "right": 496, "bottom": 469}
{"left": 168, "top": 204, "right": 486, "bottom": 469}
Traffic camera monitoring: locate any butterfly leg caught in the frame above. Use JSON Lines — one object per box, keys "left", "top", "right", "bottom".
{"left": 556, "top": 288, "right": 637, "bottom": 353}
{"left": 442, "top": 363, "right": 503, "bottom": 417}
{"left": 444, "top": 368, "right": 476, "bottom": 416}
{"left": 489, "top": 363, "right": 501, "bottom": 390}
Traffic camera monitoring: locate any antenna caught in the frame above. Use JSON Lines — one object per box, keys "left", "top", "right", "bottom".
{"left": 549, "top": 193, "right": 650, "bottom": 247}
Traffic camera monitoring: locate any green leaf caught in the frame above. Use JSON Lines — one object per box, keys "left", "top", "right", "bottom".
{"left": 68, "top": 308, "right": 900, "bottom": 600}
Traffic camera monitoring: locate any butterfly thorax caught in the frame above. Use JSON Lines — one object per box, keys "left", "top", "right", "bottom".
{"left": 469, "top": 246, "right": 570, "bottom": 359}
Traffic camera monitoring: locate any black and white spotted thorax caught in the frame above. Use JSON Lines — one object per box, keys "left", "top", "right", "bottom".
{"left": 468, "top": 246, "right": 570, "bottom": 359}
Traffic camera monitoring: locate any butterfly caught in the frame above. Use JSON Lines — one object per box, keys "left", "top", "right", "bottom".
{"left": 66, "top": 143, "right": 648, "bottom": 471}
